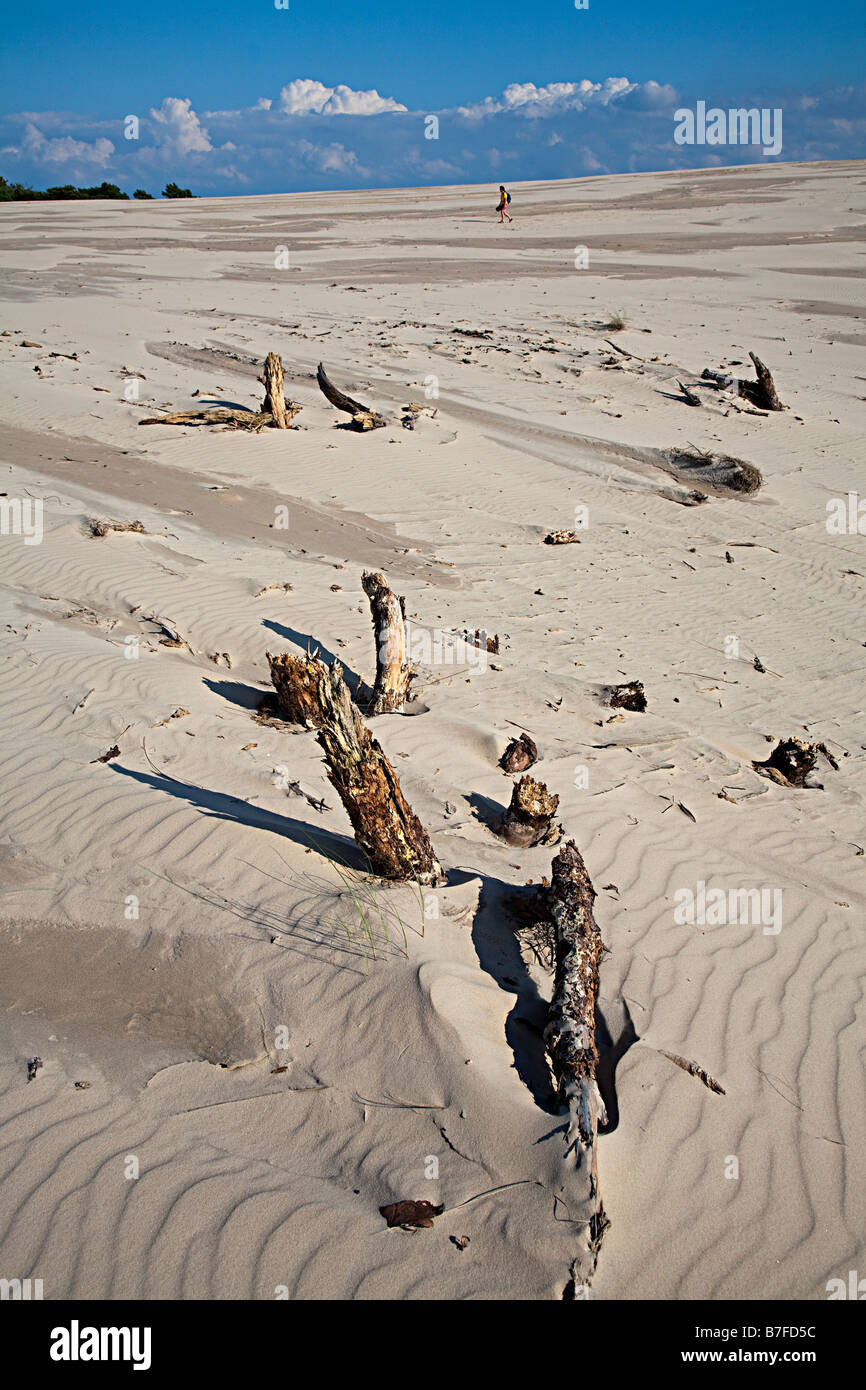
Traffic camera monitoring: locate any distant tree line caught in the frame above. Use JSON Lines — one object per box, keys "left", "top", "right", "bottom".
{"left": 0, "top": 176, "right": 195, "bottom": 201}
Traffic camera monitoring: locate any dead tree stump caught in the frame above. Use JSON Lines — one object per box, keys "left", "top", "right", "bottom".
{"left": 268, "top": 650, "right": 328, "bottom": 727}
{"left": 361, "top": 570, "right": 413, "bottom": 713}
{"left": 497, "top": 775, "right": 560, "bottom": 847}
{"left": 747, "top": 352, "right": 784, "bottom": 411}
{"left": 701, "top": 352, "right": 784, "bottom": 412}
{"left": 543, "top": 839, "right": 608, "bottom": 1239}
{"left": 260, "top": 351, "right": 293, "bottom": 428}
{"left": 315, "top": 662, "right": 445, "bottom": 885}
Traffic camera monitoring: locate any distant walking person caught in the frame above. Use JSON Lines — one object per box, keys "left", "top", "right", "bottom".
{"left": 497, "top": 185, "right": 513, "bottom": 224}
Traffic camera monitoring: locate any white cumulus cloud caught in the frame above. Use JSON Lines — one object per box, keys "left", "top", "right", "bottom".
{"left": 149, "top": 97, "right": 213, "bottom": 154}
{"left": 277, "top": 78, "right": 406, "bottom": 116}
{"left": 0, "top": 120, "right": 114, "bottom": 167}
{"left": 459, "top": 77, "right": 655, "bottom": 118}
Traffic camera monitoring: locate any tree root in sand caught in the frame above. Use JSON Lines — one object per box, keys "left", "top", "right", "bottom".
{"left": 752, "top": 737, "right": 838, "bottom": 787}
{"left": 609, "top": 680, "right": 647, "bottom": 712}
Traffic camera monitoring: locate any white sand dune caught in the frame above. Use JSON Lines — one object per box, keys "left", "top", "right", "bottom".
{"left": 0, "top": 162, "right": 863, "bottom": 1300}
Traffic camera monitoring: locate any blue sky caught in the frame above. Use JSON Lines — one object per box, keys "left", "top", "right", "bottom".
{"left": 1, "top": 0, "right": 864, "bottom": 194}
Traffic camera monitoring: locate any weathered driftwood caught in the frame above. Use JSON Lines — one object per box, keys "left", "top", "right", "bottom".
{"left": 543, "top": 840, "right": 608, "bottom": 1235}
{"left": 500, "top": 731, "right": 537, "bottom": 774}
{"left": 701, "top": 351, "right": 784, "bottom": 412}
{"left": 139, "top": 352, "right": 301, "bottom": 431}
{"left": 361, "top": 570, "right": 413, "bottom": 713}
{"left": 498, "top": 774, "right": 560, "bottom": 847}
{"left": 316, "top": 662, "right": 444, "bottom": 884}
{"left": 139, "top": 408, "right": 274, "bottom": 431}
{"left": 89, "top": 518, "right": 146, "bottom": 537}
{"left": 268, "top": 650, "right": 328, "bottom": 728}
{"left": 316, "top": 362, "right": 386, "bottom": 430}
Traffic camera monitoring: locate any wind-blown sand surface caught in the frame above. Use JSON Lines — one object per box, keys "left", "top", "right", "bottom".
{"left": 0, "top": 162, "right": 863, "bottom": 1301}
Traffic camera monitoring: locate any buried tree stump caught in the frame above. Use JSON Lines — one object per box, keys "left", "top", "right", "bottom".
{"left": 267, "top": 650, "right": 328, "bottom": 728}
{"left": 361, "top": 570, "right": 414, "bottom": 713}
{"left": 500, "top": 731, "right": 538, "bottom": 774}
{"left": 497, "top": 774, "right": 561, "bottom": 847}
{"left": 609, "top": 680, "right": 647, "bottom": 712}
{"left": 543, "top": 839, "right": 609, "bottom": 1247}
{"left": 315, "top": 662, "right": 445, "bottom": 885}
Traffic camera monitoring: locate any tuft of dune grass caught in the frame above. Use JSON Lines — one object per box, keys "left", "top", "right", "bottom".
{"left": 669, "top": 446, "right": 763, "bottom": 495}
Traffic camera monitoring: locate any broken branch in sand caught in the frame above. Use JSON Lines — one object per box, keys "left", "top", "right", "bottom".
{"left": 361, "top": 570, "right": 414, "bottom": 713}
{"left": 657, "top": 1050, "right": 725, "bottom": 1095}
{"left": 677, "top": 380, "right": 702, "bottom": 407}
{"left": 143, "top": 614, "right": 190, "bottom": 650}
{"left": 543, "top": 839, "right": 609, "bottom": 1249}
{"left": 497, "top": 774, "right": 561, "bottom": 847}
{"left": 701, "top": 352, "right": 785, "bottom": 412}
{"left": 315, "top": 661, "right": 445, "bottom": 885}
{"left": 139, "top": 352, "right": 301, "bottom": 431}
{"left": 316, "top": 362, "right": 386, "bottom": 430}
{"left": 254, "top": 583, "right": 293, "bottom": 598}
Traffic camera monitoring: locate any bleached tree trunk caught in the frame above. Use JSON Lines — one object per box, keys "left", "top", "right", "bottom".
{"left": 362, "top": 570, "right": 413, "bottom": 713}
{"left": 260, "top": 351, "right": 290, "bottom": 428}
